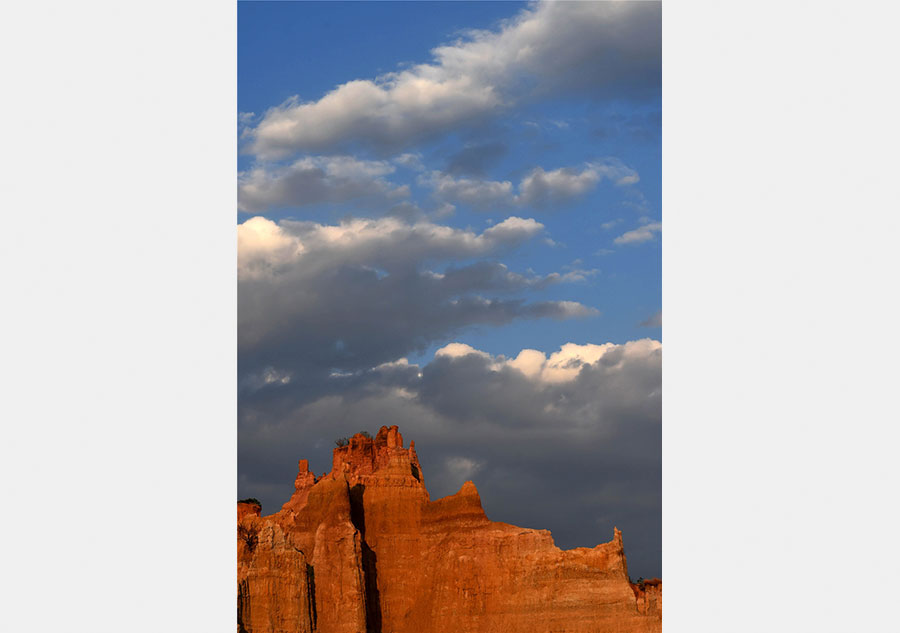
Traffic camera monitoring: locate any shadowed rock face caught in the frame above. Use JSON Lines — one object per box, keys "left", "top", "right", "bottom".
{"left": 237, "top": 426, "right": 661, "bottom": 633}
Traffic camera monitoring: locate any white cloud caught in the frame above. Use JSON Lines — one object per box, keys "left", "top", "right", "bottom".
{"left": 238, "top": 155, "right": 407, "bottom": 212}
{"left": 442, "top": 339, "right": 661, "bottom": 384}
{"left": 237, "top": 214, "right": 545, "bottom": 281}
{"left": 245, "top": 1, "right": 661, "bottom": 157}
{"left": 393, "top": 153, "right": 425, "bottom": 171}
{"left": 436, "top": 342, "right": 492, "bottom": 360}
{"left": 614, "top": 221, "right": 661, "bottom": 245}
{"left": 237, "top": 216, "right": 305, "bottom": 277}
{"left": 601, "top": 218, "right": 623, "bottom": 231}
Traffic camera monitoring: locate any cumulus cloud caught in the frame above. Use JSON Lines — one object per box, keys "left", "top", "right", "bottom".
{"left": 245, "top": 1, "right": 661, "bottom": 157}
{"left": 238, "top": 155, "right": 408, "bottom": 213}
{"left": 421, "top": 171, "right": 514, "bottom": 209}
{"left": 421, "top": 158, "right": 638, "bottom": 210}
{"left": 516, "top": 159, "right": 639, "bottom": 207}
{"left": 238, "top": 215, "right": 597, "bottom": 383}
{"left": 614, "top": 221, "right": 661, "bottom": 245}
{"left": 238, "top": 338, "right": 661, "bottom": 576}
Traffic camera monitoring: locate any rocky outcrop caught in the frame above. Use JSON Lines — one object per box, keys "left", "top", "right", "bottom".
{"left": 238, "top": 426, "right": 661, "bottom": 633}
{"left": 632, "top": 578, "right": 663, "bottom": 616}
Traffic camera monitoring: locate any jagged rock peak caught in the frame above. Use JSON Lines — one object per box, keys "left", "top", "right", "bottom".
{"left": 325, "top": 425, "right": 422, "bottom": 485}
{"left": 375, "top": 424, "right": 403, "bottom": 448}
{"left": 328, "top": 425, "right": 423, "bottom": 485}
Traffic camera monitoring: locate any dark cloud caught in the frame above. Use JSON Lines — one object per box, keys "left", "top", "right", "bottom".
{"left": 238, "top": 340, "right": 661, "bottom": 578}
{"left": 238, "top": 215, "right": 596, "bottom": 388}
{"left": 445, "top": 142, "right": 508, "bottom": 176}
{"left": 385, "top": 201, "right": 427, "bottom": 222}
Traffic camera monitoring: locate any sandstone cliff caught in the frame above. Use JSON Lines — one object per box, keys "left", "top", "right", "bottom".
{"left": 238, "top": 426, "right": 661, "bottom": 633}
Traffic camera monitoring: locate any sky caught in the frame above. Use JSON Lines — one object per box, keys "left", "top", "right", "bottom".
{"left": 238, "top": 0, "right": 661, "bottom": 578}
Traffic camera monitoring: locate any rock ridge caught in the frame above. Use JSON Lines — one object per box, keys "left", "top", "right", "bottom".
{"left": 238, "top": 425, "right": 661, "bottom": 633}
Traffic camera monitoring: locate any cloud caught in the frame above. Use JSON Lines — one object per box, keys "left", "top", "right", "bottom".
{"left": 445, "top": 141, "right": 508, "bottom": 176}
{"left": 238, "top": 155, "right": 408, "bottom": 213}
{"left": 421, "top": 171, "right": 514, "bottom": 209}
{"left": 639, "top": 310, "right": 662, "bottom": 328}
{"left": 238, "top": 338, "right": 662, "bottom": 576}
{"left": 385, "top": 201, "right": 426, "bottom": 223}
{"left": 393, "top": 152, "right": 425, "bottom": 171}
{"left": 436, "top": 261, "right": 593, "bottom": 295}
{"left": 601, "top": 218, "right": 623, "bottom": 231}
{"left": 422, "top": 158, "right": 638, "bottom": 210}
{"left": 614, "top": 221, "right": 661, "bottom": 245}
{"left": 238, "top": 215, "right": 597, "bottom": 382}
{"left": 442, "top": 456, "right": 485, "bottom": 482}
{"left": 244, "top": 1, "right": 661, "bottom": 157}
{"left": 516, "top": 159, "right": 639, "bottom": 208}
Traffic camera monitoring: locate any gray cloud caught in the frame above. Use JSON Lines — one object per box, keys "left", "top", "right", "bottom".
{"left": 238, "top": 155, "right": 408, "bottom": 213}
{"left": 244, "top": 1, "right": 661, "bottom": 158}
{"left": 420, "top": 171, "right": 514, "bottom": 210}
{"left": 238, "top": 339, "right": 661, "bottom": 578}
{"left": 516, "top": 159, "right": 639, "bottom": 208}
{"left": 446, "top": 141, "right": 508, "bottom": 176}
{"left": 639, "top": 310, "right": 662, "bottom": 328}
{"left": 421, "top": 158, "right": 638, "bottom": 210}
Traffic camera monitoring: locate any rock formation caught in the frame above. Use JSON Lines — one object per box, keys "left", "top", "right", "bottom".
{"left": 238, "top": 426, "right": 661, "bottom": 633}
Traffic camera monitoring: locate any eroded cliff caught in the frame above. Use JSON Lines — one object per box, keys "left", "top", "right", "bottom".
{"left": 237, "top": 426, "right": 661, "bottom": 633}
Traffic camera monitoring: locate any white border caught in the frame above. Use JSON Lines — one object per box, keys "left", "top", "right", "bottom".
{"left": 664, "top": 1, "right": 900, "bottom": 630}
{"left": 2, "top": 1, "right": 236, "bottom": 630}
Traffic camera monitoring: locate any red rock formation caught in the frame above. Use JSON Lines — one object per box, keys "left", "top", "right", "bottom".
{"left": 631, "top": 578, "right": 663, "bottom": 616}
{"left": 238, "top": 426, "right": 661, "bottom": 633}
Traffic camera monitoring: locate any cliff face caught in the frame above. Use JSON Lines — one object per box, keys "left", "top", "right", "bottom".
{"left": 237, "top": 426, "right": 661, "bottom": 633}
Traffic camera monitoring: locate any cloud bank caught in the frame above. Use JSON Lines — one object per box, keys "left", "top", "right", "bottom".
{"left": 238, "top": 215, "right": 598, "bottom": 384}
{"left": 238, "top": 338, "right": 662, "bottom": 576}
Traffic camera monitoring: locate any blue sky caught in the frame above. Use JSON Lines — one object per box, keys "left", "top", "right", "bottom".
{"left": 238, "top": 1, "right": 660, "bottom": 359}
{"left": 238, "top": 1, "right": 661, "bottom": 577}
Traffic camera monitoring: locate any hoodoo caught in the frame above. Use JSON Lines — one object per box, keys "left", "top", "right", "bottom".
{"left": 238, "top": 426, "right": 661, "bottom": 633}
